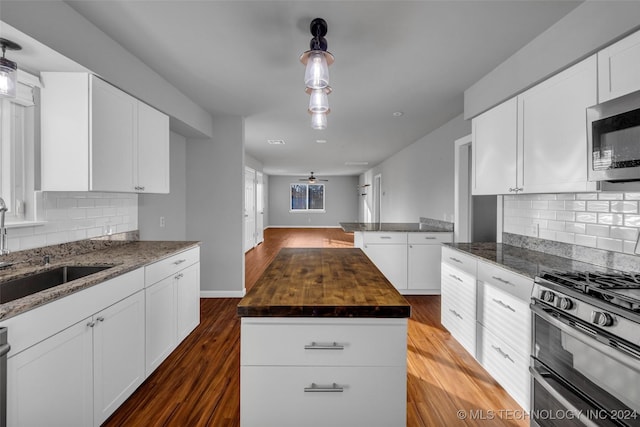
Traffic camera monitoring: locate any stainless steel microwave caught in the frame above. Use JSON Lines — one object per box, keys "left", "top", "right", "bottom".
{"left": 587, "top": 90, "right": 640, "bottom": 182}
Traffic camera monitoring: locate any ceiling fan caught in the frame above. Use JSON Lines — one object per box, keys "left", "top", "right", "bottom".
{"left": 299, "top": 172, "right": 328, "bottom": 183}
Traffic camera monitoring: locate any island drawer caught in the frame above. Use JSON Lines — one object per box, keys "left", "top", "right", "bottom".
{"left": 240, "top": 365, "right": 406, "bottom": 427}
{"left": 441, "top": 247, "right": 477, "bottom": 275}
{"left": 408, "top": 232, "right": 452, "bottom": 244}
{"left": 240, "top": 318, "right": 407, "bottom": 367}
{"left": 362, "top": 232, "right": 407, "bottom": 244}
{"left": 145, "top": 247, "right": 199, "bottom": 286}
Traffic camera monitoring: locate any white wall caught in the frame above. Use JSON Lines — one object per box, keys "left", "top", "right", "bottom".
{"left": 268, "top": 175, "right": 359, "bottom": 227}
{"left": 7, "top": 192, "right": 138, "bottom": 251}
{"left": 139, "top": 132, "right": 187, "bottom": 241}
{"left": 359, "top": 114, "right": 471, "bottom": 223}
{"left": 504, "top": 191, "right": 640, "bottom": 255}
{"left": 186, "top": 115, "right": 244, "bottom": 296}
{"left": 465, "top": 2, "right": 640, "bottom": 118}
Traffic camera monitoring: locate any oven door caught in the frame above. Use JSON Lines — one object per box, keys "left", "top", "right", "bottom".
{"left": 531, "top": 301, "right": 640, "bottom": 427}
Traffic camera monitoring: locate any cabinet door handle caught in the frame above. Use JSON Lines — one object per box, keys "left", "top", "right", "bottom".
{"left": 304, "top": 342, "right": 344, "bottom": 350}
{"left": 87, "top": 321, "right": 96, "bottom": 328}
{"left": 449, "top": 274, "right": 463, "bottom": 283}
{"left": 492, "top": 298, "right": 516, "bottom": 313}
{"left": 304, "top": 383, "right": 344, "bottom": 393}
{"left": 491, "top": 276, "right": 514, "bottom": 286}
{"left": 173, "top": 259, "right": 186, "bottom": 265}
{"left": 449, "top": 257, "right": 462, "bottom": 264}
{"left": 175, "top": 273, "right": 184, "bottom": 280}
{"left": 449, "top": 309, "right": 463, "bottom": 320}
{"left": 96, "top": 316, "right": 105, "bottom": 322}
{"left": 491, "top": 345, "right": 515, "bottom": 363}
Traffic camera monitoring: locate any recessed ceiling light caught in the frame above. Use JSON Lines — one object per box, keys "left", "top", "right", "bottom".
{"left": 392, "top": 111, "right": 403, "bottom": 117}
{"left": 316, "top": 139, "right": 327, "bottom": 144}
{"left": 267, "top": 139, "right": 285, "bottom": 145}
{"left": 345, "top": 161, "right": 369, "bottom": 166}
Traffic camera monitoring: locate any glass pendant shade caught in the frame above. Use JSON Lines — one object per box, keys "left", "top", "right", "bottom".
{"left": 0, "top": 57, "right": 17, "bottom": 98}
{"left": 304, "top": 51, "right": 329, "bottom": 89}
{"left": 308, "top": 88, "right": 329, "bottom": 113}
{"left": 311, "top": 112, "right": 328, "bottom": 130}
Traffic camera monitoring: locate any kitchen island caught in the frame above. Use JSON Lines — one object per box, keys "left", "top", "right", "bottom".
{"left": 237, "top": 248, "right": 410, "bottom": 427}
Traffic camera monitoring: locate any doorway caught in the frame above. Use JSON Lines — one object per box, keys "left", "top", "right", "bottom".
{"left": 373, "top": 173, "right": 382, "bottom": 223}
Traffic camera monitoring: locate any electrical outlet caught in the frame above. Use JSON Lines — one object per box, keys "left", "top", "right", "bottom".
{"left": 160, "top": 216, "right": 166, "bottom": 228}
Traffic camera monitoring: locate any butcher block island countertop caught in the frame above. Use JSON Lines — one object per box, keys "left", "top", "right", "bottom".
{"left": 237, "top": 248, "right": 410, "bottom": 427}
{"left": 237, "top": 248, "right": 411, "bottom": 318}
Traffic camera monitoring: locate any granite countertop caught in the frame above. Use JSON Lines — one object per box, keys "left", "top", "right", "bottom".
{"left": 445, "top": 242, "right": 615, "bottom": 279}
{"left": 237, "top": 248, "right": 411, "bottom": 318}
{"left": 0, "top": 240, "right": 200, "bottom": 320}
{"left": 340, "top": 222, "right": 453, "bottom": 233}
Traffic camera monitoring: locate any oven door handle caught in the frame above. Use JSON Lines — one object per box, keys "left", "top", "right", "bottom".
{"left": 531, "top": 303, "right": 640, "bottom": 370}
{"left": 530, "top": 366, "right": 614, "bottom": 427}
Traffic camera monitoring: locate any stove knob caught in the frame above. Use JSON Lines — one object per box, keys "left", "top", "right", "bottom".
{"left": 591, "top": 311, "right": 614, "bottom": 327}
{"left": 558, "top": 297, "right": 573, "bottom": 310}
{"left": 540, "top": 290, "right": 556, "bottom": 304}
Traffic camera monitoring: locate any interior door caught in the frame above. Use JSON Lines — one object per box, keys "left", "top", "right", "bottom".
{"left": 256, "top": 172, "right": 264, "bottom": 244}
{"left": 244, "top": 168, "right": 256, "bottom": 252}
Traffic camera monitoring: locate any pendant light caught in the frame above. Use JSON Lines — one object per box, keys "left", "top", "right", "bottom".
{"left": 300, "top": 18, "right": 334, "bottom": 130}
{"left": 0, "top": 38, "right": 22, "bottom": 99}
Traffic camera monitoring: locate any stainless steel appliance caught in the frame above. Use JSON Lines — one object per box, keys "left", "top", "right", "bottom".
{"left": 531, "top": 271, "right": 640, "bottom": 427}
{"left": 587, "top": 90, "right": 640, "bottom": 182}
{"left": 1, "top": 327, "right": 9, "bottom": 427}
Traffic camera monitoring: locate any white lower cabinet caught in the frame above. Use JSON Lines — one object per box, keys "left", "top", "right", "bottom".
{"left": 362, "top": 232, "right": 408, "bottom": 290}
{"left": 7, "top": 289, "right": 145, "bottom": 427}
{"left": 240, "top": 317, "right": 407, "bottom": 427}
{"left": 408, "top": 233, "right": 453, "bottom": 293}
{"left": 145, "top": 247, "right": 200, "bottom": 375}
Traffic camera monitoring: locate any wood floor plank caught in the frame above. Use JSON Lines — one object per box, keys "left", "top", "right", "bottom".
{"left": 104, "top": 228, "right": 527, "bottom": 427}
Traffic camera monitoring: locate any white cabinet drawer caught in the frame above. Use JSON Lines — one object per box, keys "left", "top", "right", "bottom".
{"left": 442, "top": 247, "right": 477, "bottom": 275}
{"left": 240, "top": 365, "right": 406, "bottom": 427}
{"left": 362, "top": 232, "right": 407, "bottom": 244}
{"left": 408, "top": 232, "right": 452, "bottom": 245}
{"left": 477, "top": 326, "right": 530, "bottom": 411}
{"left": 478, "top": 283, "right": 531, "bottom": 355}
{"left": 477, "top": 261, "right": 532, "bottom": 302}
{"left": 145, "top": 247, "right": 200, "bottom": 286}
{"left": 441, "top": 264, "right": 476, "bottom": 319}
{"left": 241, "top": 318, "right": 407, "bottom": 367}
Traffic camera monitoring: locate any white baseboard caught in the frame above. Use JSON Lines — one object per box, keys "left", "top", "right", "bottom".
{"left": 265, "top": 225, "right": 342, "bottom": 229}
{"left": 200, "top": 289, "right": 246, "bottom": 298}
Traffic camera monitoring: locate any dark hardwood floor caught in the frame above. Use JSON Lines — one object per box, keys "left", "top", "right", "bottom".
{"left": 104, "top": 228, "right": 527, "bottom": 427}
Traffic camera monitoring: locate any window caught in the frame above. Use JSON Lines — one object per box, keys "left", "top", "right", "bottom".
{"left": 0, "top": 71, "right": 37, "bottom": 222}
{"left": 290, "top": 183, "right": 325, "bottom": 212}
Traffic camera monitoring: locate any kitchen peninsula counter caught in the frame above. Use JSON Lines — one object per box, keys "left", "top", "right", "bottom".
{"left": 237, "top": 248, "right": 410, "bottom": 427}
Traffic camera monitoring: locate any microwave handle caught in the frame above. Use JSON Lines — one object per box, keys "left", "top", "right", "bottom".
{"left": 531, "top": 303, "right": 640, "bottom": 369}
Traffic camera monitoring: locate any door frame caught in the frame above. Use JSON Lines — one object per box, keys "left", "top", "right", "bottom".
{"left": 454, "top": 135, "right": 472, "bottom": 243}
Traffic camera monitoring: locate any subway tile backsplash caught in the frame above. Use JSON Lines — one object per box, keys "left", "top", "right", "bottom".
{"left": 7, "top": 192, "right": 138, "bottom": 252}
{"left": 504, "top": 192, "right": 640, "bottom": 255}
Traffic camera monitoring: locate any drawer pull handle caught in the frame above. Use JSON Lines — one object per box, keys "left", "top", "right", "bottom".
{"left": 173, "top": 259, "right": 186, "bottom": 265}
{"left": 304, "top": 383, "right": 344, "bottom": 393}
{"left": 492, "top": 298, "right": 516, "bottom": 313}
{"left": 491, "top": 276, "right": 514, "bottom": 286}
{"left": 449, "top": 274, "right": 463, "bottom": 283}
{"left": 379, "top": 236, "right": 392, "bottom": 239}
{"left": 423, "top": 236, "right": 436, "bottom": 240}
{"left": 304, "top": 342, "right": 344, "bottom": 350}
{"left": 449, "top": 257, "right": 462, "bottom": 263}
{"left": 449, "top": 309, "right": 463, "bottom": 320}
{"left": 175, "top": 273, "right": 184, "bottom": 280}
{"left": 491, "top": 345, "right": 515, "bottom": 363}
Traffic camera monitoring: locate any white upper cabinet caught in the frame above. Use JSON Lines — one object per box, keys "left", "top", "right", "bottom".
{"left": 518, "top": 55, "right": 598, "bottom": 194}
{"left": 472, "top": 56, "right": 597, "bottom": 195}
{"left": 598, "top": 29, "right": 640, "bottom": 102}
{"left": 41, "top": 73, "right": 169, "bottom": 193}
{"left": 472, "top": 97, "right": 519, "bottom": 195}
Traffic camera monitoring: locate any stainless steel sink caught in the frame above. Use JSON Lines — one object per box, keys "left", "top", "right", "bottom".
{"left": 0, "top": 265, "right": 113, "bottom": 304}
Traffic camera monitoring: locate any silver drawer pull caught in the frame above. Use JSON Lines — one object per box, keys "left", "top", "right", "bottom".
{"left": 492, "top": 298, "right": 516, "bottom": 313}
{"left": 379, "top": 236, "right": 392, "bottom": 239}
{"left": 491, "top": 345, "right": 515, "bottom": 363}
{"left": 175, "top": 273, "right": 184, "bottom": 280}
{"left": 173, "top": 259, "right": 186, "bottom": 265}
{"left": 304, "top": 342, "right": 344, "bottom": 350}
{"left": 491, "top": 276, "right": 514, "bottom": 286}
{"left": 423, "top": 236, "right": 436, "bottom": 240}
{"left": 448, "top": 309, "right": 463, "bottom": 320}
{"left": 449, "top": 257, "right": 462, "bottom": 263}
{"left": 304, "top": 383, "right": 344, "bottom": 393}
{"left": 449, "top": 274, "right": 463, "bottom": 283}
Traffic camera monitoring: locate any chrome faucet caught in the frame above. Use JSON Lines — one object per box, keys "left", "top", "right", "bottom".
{"left": 0, "top": 197, "right": 9, "bottom": 256}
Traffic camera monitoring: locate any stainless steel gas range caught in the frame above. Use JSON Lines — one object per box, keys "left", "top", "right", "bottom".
{"left": 531, "top": 271, "right": 640, "bottom": 427}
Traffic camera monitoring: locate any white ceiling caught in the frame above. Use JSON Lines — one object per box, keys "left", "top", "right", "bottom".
{"left": 13, "top": 1, "right": 583, "bottom": 177}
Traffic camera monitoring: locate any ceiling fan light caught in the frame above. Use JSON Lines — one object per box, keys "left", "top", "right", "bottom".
{"left": 304, "top": 51, "right": 329, "bottom": 89}
{"left": 308, "top": 88, "right": 329, "bottom": 113}
{"left": 311, "top": 112, "right": 327, "bottom": 130}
